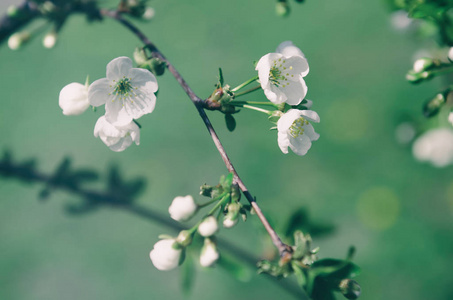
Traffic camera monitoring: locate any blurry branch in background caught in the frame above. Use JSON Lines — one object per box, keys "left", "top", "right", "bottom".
{"left": 0, "top": 150, "right": 308, "bottom": 299}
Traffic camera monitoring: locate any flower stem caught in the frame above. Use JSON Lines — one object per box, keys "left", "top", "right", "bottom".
{"left": 233, "top": 85, "right": 261, "bottom": 97}
{"left": 236, "top": 104, "right": 272, "bottom": 115}
{"left": 231, "top": 76, "right": 259, "bottom": 92}
{"left": 231, "top": 100, "right": 277, "bottom": 107}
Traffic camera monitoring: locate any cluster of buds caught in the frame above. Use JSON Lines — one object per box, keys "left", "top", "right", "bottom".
{"left": 150, "top": 173, "right": 250, "bottom": 271}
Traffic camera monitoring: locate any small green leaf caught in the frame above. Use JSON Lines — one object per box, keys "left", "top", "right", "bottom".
{"left": 310, "top": 259, "right": 361, "bottom": 280}
{"left": 292, "top": 262, "right": 307, "bottom": 288}
{"left": 218, "top": 67, "right": 224, "bottom": 86}
{"left": 225, "top": 114, "right": 236, "bottom": 132}
{"left": 223, "top": 173, "right": 234, "bottom": 189}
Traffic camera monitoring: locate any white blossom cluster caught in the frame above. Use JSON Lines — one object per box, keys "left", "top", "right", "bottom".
{"left": 59, "top": 56, "right": 158, "bottom": 152}
{"left": 256, "top": 41, "right": 320, "bottom": 156}
{"left": 149, "top": 195, "right": 221, "bottom": 271}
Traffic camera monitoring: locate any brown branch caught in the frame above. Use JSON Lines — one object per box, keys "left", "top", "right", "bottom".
{"left": 100, "top": 9, "right": 292, "bottom": 258}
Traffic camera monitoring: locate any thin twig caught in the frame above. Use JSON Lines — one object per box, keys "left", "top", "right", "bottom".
{"left": 100, "top": 9, "right": 292, "bottom": 259}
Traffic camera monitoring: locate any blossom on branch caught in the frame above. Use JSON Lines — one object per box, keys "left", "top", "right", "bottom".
{"left": 94, "top": 116, "right": 140, "bottom": 152}
{"left": 198, "top": 216, "right": 219, "bottom": 237}
{"left": 88, "top": 56, "right": 158, "bottom": 126}
{"left": 277, "top": 109, "right": 320, "bottom": 156}
{"left": 256, "top": 41, "right": 309, "bottom": 105}
{"left": 168, "top": 195, "right": 198, "bottom": 222}
{"left": 149, "top": 239, "right": 182, "bottom": 271}
{"left": 199, "top": 238, "right": 219, "bottom": 267}
{"left": 59, "top": 82, "right": 90, "bottom": 115}
{"left": 412, "top": 128, "right": 453, "bottom": 167}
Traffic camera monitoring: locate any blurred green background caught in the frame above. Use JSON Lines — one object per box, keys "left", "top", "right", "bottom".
{"left": 1, "top": 0, "right": 453, "bottom": 299}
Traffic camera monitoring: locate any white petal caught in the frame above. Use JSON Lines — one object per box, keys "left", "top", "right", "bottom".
{"left": 106, "top": 56, "right": 133, "bottom": 80}
{"left": 264, "top": 84, "right": 286, "bottom": 104}
{"left": 88, "top": 78, "right": 111, "bottom": 106}
{"left": 281, "top": 56, "right": 309, "bottom": 79}
{"left": 105, "top": 100, "right": 133, "bottom": 127}
{"left": 128, "top": 68, "right": 158, "bottom": 93}
{"left": 109, "top": 135, "right": 133, "bottom": 152}
{"left": 276, "top": 41, "right": 306, "bottom": 58}
{"left": 123, "top": 89, "right": 157, "bottom": 120}
{"left": 256, "top": 53, "right": 272, "bottom": 88}
{"left": 302, "top": 123, "right": 320, "bottom": 141}
{"left": 278, "top": 78, "right": 307, "bottom": 106}
{"left": 300, "top": 110, "right": 320, "bottom": 123}
{"left": 277, "top": 131, "right": 290, "bottom": 154}
{"left": 277, "top": 109, "right": 301, "bottom": 132}
{"left": 289, "top": 134, "right": 312, "bottom": 156}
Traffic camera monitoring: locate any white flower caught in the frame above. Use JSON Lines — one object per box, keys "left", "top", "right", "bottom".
{"left": 277, "top": 109, "right": 320, "bottom": 156}
{"left": 168, "top": 195, "right": 198, "bottom": 222}
{"left": 143, "top": 7, "right": 155, "bottom": 20}
{"left": 256, "top": 41, "right": 309, "bottom": 105}
{"left": 88, "top": 56, "right": 158, "bottom": 126}
{"left": 412, "top": 128, "right": 453, "bottom": 167}
{"left": 198, "top": 216, "right": 219, "bottom": 237}
{"left": 149, "top": 239, "right": 181, "bottom": 271}
{"left": 200, "top": 238, "right": 219, "bottom": 267}
{"left": 94, "top": 116, "right": 140, "bottom": 152}
{"left": 59, "top": 82, "right": 90, "bottom": 115}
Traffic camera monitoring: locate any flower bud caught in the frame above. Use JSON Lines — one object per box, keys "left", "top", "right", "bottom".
{"left": 413, "top": 58, "right": 434, "bottom": 73}
{"left": 168, "top": 195, "right": 198, "bottom": 222}
{"left": 144, "top": 57, "right": 166, "bottom": 76}
{"left": 275, "top": 0, "right": 290, "bottom": 17}
{"left": 423, "top": 92, "right": 446, "bottom": 118}
{"left": 8, "top": 31, "right": 30, "bottom": 50}
{"left": 339, "top": 279, "right": 361, "bottom": 299}
{"left": 133, "top": 47, "right": 148, "bottom": 66}
{"left": 198, "top": 216, "right": 219, "bottom": 237}
{"left": 176, "top": 230, "right": 193, "bottom": 247}
{"left": 59, "top": 82, "right": 90, "bottom": 115}
{"left": 43, "top": 31, "right": 57, "bottom": 49}
{"left": 149, "top": 239, "right": 182, "bottom": 271}
{"left": 223, "top": 202, "right": 240, "bottom": 228}
{"left": 143, "top": 7, "right": 155, "bottom": 20}
{"left": 200, "top": 238, "right": 219, "bottom": 267}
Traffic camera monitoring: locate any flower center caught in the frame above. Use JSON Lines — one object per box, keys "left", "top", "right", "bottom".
{"left": 113, "top": 77, "right": 133, "bottom": 97}
{"left": 289, "top": 117, "right": 309, "bottom": 138}
{"left": 269, "top": 58, "right": 294, "bottom": 88}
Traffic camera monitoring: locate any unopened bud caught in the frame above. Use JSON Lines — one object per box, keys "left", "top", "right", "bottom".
{"left": 413, "top": 58, "right": 434, "bottom": 73}
{"left": 200, "top": 238, "right": 219, "bottom": 267}
{"left": 198, "top": 216, "right": 219, "bottom": 237}
{"left": 176, "top": 230, "right": 192, "bottom": 247}
{"left": 276, "top": 0, "right": 290, "bottom": 17}
{"left": 423, "top": 92, "right": 446, "bottom": 118}
{"left": 43, "top": 31, "right": 57, "bottom": 49}
{"left": 143, "top": 7, "right": 155, "bottom": 20}
{"left": 223, "top": 202, "right": 241, "bottom": 228}
{"left": 8, "top": 31, "right": 30, "bottom": 50}
{"left": 133, "top": 47, "right": 148, "bottom": 66}
{"left": 339, "top": 279, "right": 361, "bottom": 299}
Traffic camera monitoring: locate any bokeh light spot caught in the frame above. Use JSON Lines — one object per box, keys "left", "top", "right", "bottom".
{"left": 324, "top": 98, "right": 369, "bottom": 142}
{"left": 357, "top": 187, "right": 400, "bottom": 230}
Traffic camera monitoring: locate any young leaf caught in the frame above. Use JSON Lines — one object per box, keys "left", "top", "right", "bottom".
{"left": 225, "top": 114, "right": 236, "bottom": 132}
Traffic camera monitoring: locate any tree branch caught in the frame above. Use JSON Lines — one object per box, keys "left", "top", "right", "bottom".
{"left": 100, "top": 9, "right": 292, "bottom": 259}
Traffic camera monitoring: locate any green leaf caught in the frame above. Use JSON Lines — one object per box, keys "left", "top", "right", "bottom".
{"left": 180, "top": 255, "right": 195, "bottom": 295}
{"left": 217, "top": 254, "right": 252, "bottom": 282}
{"left": 310, "top": 259, "right": 361, "bottom": 280}
{"left": 225, "top": 113, "right": 236, "bottom": 132}
{"left": 292, "top": 262, "right": 307, "bottom": 288}
{"left": 218, "top": 67, "right": 224, "bottom": 86}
